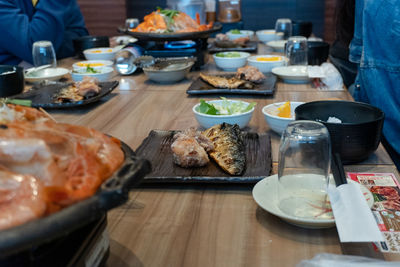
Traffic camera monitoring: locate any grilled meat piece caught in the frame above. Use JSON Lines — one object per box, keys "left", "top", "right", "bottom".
{"left": 200, "top": 73, "right": 246, "bottom": 89}
{"left": 236, "top": 66, "right": 266, "bottom": 83}
{"left": 202, "top": 123, "right": 246, "bottom": 175}
{"left": 171, "top": 131, "right": 211, "bottom": 168}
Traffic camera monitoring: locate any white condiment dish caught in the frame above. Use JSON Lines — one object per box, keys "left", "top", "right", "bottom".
{"left": 213, "top": 52, "right": 250, "bottom": 71}
{"left": 262, "top": 101, "right": 304, "bottom": 134}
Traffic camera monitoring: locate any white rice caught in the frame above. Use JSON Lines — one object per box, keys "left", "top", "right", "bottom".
{"left": 327, "top": 116, "right": 342, "bottom": 123}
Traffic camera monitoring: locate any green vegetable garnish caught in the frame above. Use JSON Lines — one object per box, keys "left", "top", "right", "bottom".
{"left": 230, "top": 29, "right": 241, "bottom": 34}
{"left": 1, "top": 98, "right": 32, "bottom": 107}
{"left": 157, "top": 7, "right": 179, "bottom": 28}
{"left": 198, "top": 97, "right": 256, "bottom": 115}
{"left": 216, "top": 52, "right": 241, "bottom": 58}
{"left": 86, "top": 65, "right": 99, "bottom": 74}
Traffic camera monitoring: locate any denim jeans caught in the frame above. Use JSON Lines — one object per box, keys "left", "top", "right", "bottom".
{"left": 350, "top": 0, "right": 400, "bottom": 159}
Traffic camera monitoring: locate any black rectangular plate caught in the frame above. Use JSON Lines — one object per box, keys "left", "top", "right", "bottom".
{"left": 135, "top": 130, "right": 272, "bottom": 183}
{"left": 208, "top": 41, "right": 258, "bottom": 53}
{"left": 12, "top": 81, "right": 119, "bottom": 109}
{"left": 187, "top": 73, "right": 276, "bottom": 96}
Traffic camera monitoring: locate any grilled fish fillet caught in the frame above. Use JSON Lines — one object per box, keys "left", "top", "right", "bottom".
{"left": 200, "top": 73, "right": 246, "bottom": 89}
{"left": 202, "top": 123, "right": 246, "bottom": 175}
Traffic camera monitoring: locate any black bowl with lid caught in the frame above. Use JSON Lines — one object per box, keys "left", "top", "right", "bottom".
{"left": 295, "top": 100, "right": 385, "bottom": 163}
{"left": 307, "top": 41, "right": 330, "bottom": 65}
{"left": 73, "top": 36, "right": 110, "bottom": 59}
{"left": 0, "top": 65, "right": 24, "bottom": 97}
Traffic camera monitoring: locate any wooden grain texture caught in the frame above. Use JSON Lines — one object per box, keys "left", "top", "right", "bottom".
{"left": 53, "top": 44, "right": 400, "bottom": 266}
{"left": 77, "top": 0, "right": 126, "bottom": 37}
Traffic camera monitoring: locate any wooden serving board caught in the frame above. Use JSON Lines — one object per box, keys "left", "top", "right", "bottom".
{"left": 135, "top": 130, "right": 272, "bottom": 183}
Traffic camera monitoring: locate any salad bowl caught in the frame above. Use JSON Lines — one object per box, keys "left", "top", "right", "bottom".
{"left": 192, "top": 99, "right": 255, "bottom": 129}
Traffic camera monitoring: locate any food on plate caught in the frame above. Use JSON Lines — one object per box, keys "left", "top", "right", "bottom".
{"left": 236, "top": 66, "right": 266, "bottom": 83}
{"left": 0, "top": 104, "right": 124, "bottom": 230}
{"left": 88, "top": 49, "right": 113, "bottom": 54}
{"left": 75, "top": 62, "right": 105, "bottom": 67}
{"left": 215, "top": 33, "right": 250, "bottom": 48}
{"left": 198, "top": 98, "right": 256, "bottom": 115}
{"left": 171, "top": 128, "right": 214, "bottom": 168}
{"left": 215, "top": 52, "right": 242, "bottom": 58}
{"left": 203, "top": 123, "right": 246, "bottom": 175}
{"left": 267, "top": 101, "right": 292, "bottom": 118}
{"left": 132, "top": 8, "right": 213, "bottom": 33}
{"left": 230, "top": 29, "right": 241, "bottom": 34}
{"left": 200, "top": 73, "right": 247, "bottom": 89}
{"left": 256, "top": 56, "right": 282, "bottom": 62}
{"left": 56, "top": 77, "right": 100, "bottom": 102}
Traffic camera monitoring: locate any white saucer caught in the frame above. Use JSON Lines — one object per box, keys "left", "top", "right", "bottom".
{"left": 272, "top": 65, "right": 311, "bottom": 84}
{"left": 25, "top": 67, "right": 69, "bottom": 83}
{"left": 266, "top": 40, "right": 287, "bottom": 52}
{"left": 252, "top": 174, "right": 374, "bottom": 229}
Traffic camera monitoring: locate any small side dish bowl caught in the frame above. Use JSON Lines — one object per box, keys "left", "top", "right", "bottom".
{"left": 262, "top": 101, "right": 305, "bottom": 134}
{"left": 0, "top": 65, "right": 24, "bottom": 97}
{"left": 266, "top": 40, "right": 287, "bottom": 52}
{"left": 247, "top": 55, "right": 287, "bottom": 73}
{"left": 25, "top": 67, "right": 69, "bottom": 83}
{"left": 213, "top": 52, "right": 250, "bottom": 71}
{"left": 83, "top": 47, "right": 117, "bottom": 61}
{"left": 73, "top": 36, "right": 110, "bottom": 59}
{"left": 143, "top": 61, "right": 194, "bottom": 83}
{"left": 71, "top": 66, "right": 114, "bottom": 82}
{"left": 256, "top": 30, "right": 282, "bottom": 43}
{"left": 226, "top": 30, "right": 254, "bottom": 40}
{"left": 72, "top": 60, "right": 114, "bottom": 72}
{"left": 193, "top": 99, "right": 255, "bottom": 129}
{"left": 294, "top": 100, "right": 385, "bottom": 163}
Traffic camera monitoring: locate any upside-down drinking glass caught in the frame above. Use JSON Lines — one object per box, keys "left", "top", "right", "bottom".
{"left": 278, "top": 120, "right": 332, "bottom": 219}
{"left": 32, "top": 40, "right": 57, "bottom": 68}
{"left": 275, "top": 18, "right": 292, "bottom": 40}
{"left": 285, "top": 36, "right": 308, "bottom": 65}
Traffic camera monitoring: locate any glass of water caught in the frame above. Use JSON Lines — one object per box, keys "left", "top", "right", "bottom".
{"left": 285, "top": 36, "right": 308, "bottom": 65}
{"left": 275, "top": 18, "right": 292, "bottom": 40}
{"left": 32, "top": 40, "right": 57, "bottom": 68}
{"left": 278, "top": 120, "right": 331, "bottom": 219}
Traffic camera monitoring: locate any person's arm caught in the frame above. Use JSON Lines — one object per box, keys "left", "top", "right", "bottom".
{"left": 0, "top": 0, "right": 88, "bottom": 63}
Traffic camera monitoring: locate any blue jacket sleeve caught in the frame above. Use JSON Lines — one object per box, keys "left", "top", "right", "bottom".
{"left": 0, "top": 0, "right": 88, "bottom": 64}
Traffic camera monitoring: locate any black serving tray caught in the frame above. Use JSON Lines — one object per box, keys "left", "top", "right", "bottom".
{"left": 136, "top": 130, "right": 272, "bottom": 183}
{"left": 187, "top": 73, "right": 276, "bottom": 96}
{"left": 208, "top": 41, "right": 258, "bottom": 53}
{"left": 12, "top": 81, "right": 119, "bottom": 108}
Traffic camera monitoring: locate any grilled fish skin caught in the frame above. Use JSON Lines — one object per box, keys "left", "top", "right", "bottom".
{"left": 202, "top": 123, "right": 246, "bottom": 175}
{"left": 200, "top": 73, "right": 246, "bottom": 89}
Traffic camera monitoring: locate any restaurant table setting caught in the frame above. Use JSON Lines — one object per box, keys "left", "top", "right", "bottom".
{"left": 1, "top": 9, "right": 400, "bottom": 266}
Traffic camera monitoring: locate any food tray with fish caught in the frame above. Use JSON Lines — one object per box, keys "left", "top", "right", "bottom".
{"left": 208, "top": 41, "right": 258, "bottom": 53}
{"left": 135, "top": 129, "right": 271, "bottom": 183}
{"left": 12, "top": 80, "right": 119, "bottom": 108}
{"left": 187, "top": 73, "right": 276, "bottom": 96}
{"left": 0, "top": 141, "right": 151, "bottom": 257}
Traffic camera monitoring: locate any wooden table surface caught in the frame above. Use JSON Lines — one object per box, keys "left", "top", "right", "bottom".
{"left": 51, "top": 46, "right": 400, "bottom": 266}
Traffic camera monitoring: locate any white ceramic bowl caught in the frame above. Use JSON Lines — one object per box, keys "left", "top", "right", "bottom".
{"left": 271, "top": 65, "right": 310, "bottom": 84}
{"left": 83, "top": 47, "right": 117, "bottom": 61}
{"left": 143, "top": 62, "right": 194, "bottom": 83}
{"left": 256, "top": 30, "right": 283, "bottom": 43}
{"left": 262, "top": 101, "right": 304, "bottom": 134}
{"left": 213, "top": 52, "right": 250, "bottom": 71}
{"left": 71, "top": 66, "right": 114, "bottom": 82}
{"left": 266, "top": 40, "right": 287, "bottom": 52}
{"left": 24, "top": 67, "right": 69, "bottom": 83}
{"left": 247, "top": 55, "right": 287, "bottom": 73}
{"left": 193, "top": 99, "right": 255, "bottom": 129}
{"left": 226, "top": 30, "right": 254, "bottom": 40}
{"left": 72, "top": 60, "right": 114, "bottom": 72}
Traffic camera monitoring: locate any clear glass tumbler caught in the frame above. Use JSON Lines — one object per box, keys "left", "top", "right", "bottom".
{"left": 275, "top": 18, "right": 292, "bottom": 40}
{"left": 32, "top": 40, "right": 57, "bottom": 68}
{"left": 285, "top": 36, "right": 308, "bottom": 66}
{"left": 278, "top": 120, "right": 331, "bottom": 219}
